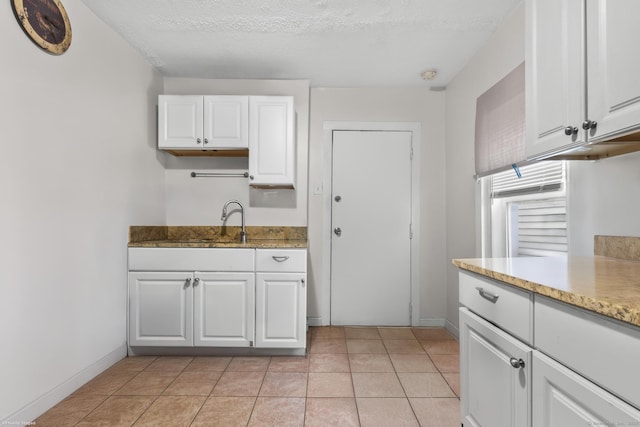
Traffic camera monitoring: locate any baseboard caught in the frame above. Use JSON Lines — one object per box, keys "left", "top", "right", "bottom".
{"left": 2, "top": 343, "right": 127, "bottom": 424}
{"left": 308, "top": 317, "right": 454, "bottom": 329}
{"left": 307, "top": 317, "right": 326, "bottom": 327}
{"left": 444, "top": 319, "right": 460, "bottom": 339}
{"left": 414, "top": 318, "right": 446, "bottom": 327}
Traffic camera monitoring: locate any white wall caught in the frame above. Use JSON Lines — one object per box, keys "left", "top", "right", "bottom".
{"left": 162, "top": 78, "right": 309, "bottom": 227}
{"left": 568, "top": 152, "right": 640, "bottom": 255}
{"left": 445, "top": 2, "right": 525, "bottom": 329}
{"left": 0, "top": 0, "right": 165, "bottom": 421}
{"left": 308, "top": 88, "right": 447, "bottom": 326}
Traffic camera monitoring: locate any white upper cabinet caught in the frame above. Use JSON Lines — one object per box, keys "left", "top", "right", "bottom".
{"left": 526, "top": 0, "right": 585, "bottom": 159}
{"left": 249, "top": 96, "right": 295, "bottom": 188}
{"left": 158, "top": 95, "right": 249, "bottom": 151}
{"left": 586, "top": 1, "right": 640, "bottom": 143}
{"left": 204, "top": 96, "right": 249, "bottom": 149}
{"left": 526, "top": 0, "right": 640, "bottom": 160}
{"left": 158, "top": 95, "right": 204, "bottom": 149}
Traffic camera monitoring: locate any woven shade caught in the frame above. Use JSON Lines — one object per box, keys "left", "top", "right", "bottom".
{"left": 475, "top": 62, "right": 526, "bottom": 177}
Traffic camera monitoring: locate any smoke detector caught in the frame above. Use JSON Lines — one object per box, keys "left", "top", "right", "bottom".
{"left": 421, "top": 69, "right": 438, "bottom": 80}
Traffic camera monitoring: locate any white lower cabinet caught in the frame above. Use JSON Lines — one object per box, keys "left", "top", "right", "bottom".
{"left": 128, "top": 271, "right": 254, "bottom": 347}
{"left": 194, "top": 272, "right": 254, "bottom": 347}
{"left": 459, "top": 270, "right": 640, "bottom": 427}
{"left": 255, "top": 249, "right": 307, "bottom": 348}
{"left": 533, "top": 351, "right": 640, "bottom": 427}
{"left": 256, "top": 272, "right": 306, "bottom": 348}
{"left": 460, "top": 307, "right": 532, "bottom": 427}
{"left": 129, "top": 271, "right": 193, "bottom": 347}
{"left": 128, "top": 247, "right": 306, "bottom": 350}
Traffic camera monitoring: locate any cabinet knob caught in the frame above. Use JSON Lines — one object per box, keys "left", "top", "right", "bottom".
{"left": 301, "top": 278, "right": 305, "bottom": 287}
{"left": 249, "top": 175, "right": 254, "bottom": 180}
{"left": 564, "top": 126, "right": 578, "bottom": 136}
{"left": 196, "top": 138, "right": 202, "bottom": 144}
{"left": 582, "top": 120, "right": 598, "bottom": 130}
{"left": 509, "top": 357, "right": 525, "bottom": 369}
{"left": 204, "top": 138, "right": 209, "bottom": 145}
{"left": 185, "top": 278, "right": 192, "bottom": 287}
{"left": 193, "top": 278, "right": 200, "bottom": 286}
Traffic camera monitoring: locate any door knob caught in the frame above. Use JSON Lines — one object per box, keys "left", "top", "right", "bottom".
{"left": 334, "top": 227, "right": 342, "bottom": 236}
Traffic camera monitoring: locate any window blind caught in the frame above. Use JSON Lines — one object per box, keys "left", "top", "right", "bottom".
{"left": 491, "top": 161, "right": 565, "bottom": 198}
{"left": 514, "top": 198, "right": 568, "bottom": 256}
{"left": 475, "top": 62, "right": 526, "bottom": 177}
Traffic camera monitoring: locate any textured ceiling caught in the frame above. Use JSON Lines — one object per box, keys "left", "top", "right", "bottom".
{"left": 82, "top": 0, "right": 521, "bottom": 87}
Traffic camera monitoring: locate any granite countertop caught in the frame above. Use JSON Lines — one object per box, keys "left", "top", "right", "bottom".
{"left": 128, "top": 226, "right": 307, "bottom": 249}
{"left": 453, "top": 236, "right": 640, "bottom": 327}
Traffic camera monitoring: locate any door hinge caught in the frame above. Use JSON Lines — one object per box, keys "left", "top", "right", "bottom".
{"left": 409, "top": 223, "right": 413, "bottom": 239}
{"left": 410, "top": 146, "right": 414, "bottom": 160}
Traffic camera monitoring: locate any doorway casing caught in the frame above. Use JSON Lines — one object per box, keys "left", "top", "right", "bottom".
{"left": 320, "top": 121, "right": 422, "bottom": 326}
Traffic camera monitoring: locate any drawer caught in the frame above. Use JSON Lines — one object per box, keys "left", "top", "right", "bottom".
{"left": 459, "top": 271, "right": 533, "bottom": 344}
{"left": 128, "top": 248, "right": 255, "bottom": 271}
{"left": 535, "top": 295, "right": 640, "bottom": 410}
{"left": 256, "top": 249, "right": 307, "bottom": 272}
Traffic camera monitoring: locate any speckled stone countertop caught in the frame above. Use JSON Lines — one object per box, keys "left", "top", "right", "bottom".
{"left": 128, "top": 226, "right": 307, "bottom": 249}
{"left": 453, "top": 236, "right": 640, "bottom": 327}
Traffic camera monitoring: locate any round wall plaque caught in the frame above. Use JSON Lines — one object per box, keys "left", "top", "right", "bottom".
{"left": 11, "top": 0, "right": 72, "bottom": 55}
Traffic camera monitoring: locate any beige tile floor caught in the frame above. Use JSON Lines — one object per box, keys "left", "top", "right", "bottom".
{"left": 36, "top": 326, "right": 460, "bottom": 426}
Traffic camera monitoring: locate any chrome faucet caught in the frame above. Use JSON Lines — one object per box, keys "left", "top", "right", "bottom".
{"left": 221, "top": 200, "right": 246, "bottom": 243}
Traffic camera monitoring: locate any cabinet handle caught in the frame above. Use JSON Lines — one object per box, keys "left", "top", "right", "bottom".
{"left": 509, "top": 357, "right": 525, "bottom": 369}
{"left": 193, "top": 278, "right": 200, "bottom": 286}
{"left": 272, "top": 256, "right": 290, "bottom": 262}
{"left": 582, "top": 120, "right": 598, "bottom": 130}
{"left": 196, "top": 138, "right": 202, "bottom": 144}
{"left": 475, "top": 286, "right": 499, "bottom": 303}
{"left": 564, "top": 126, "right": 578, "bottom": 136}
{"left": 185, "top": 278, "right": 192, "bottom": 287}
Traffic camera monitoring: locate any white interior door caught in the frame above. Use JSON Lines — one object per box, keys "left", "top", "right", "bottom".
{"left": 330, "top": 130, "right": 412, "bottom": 326}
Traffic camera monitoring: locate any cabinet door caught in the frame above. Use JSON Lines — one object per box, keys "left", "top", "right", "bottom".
{"left": 587, "top": 0, "right": 640, "bottom": 142}
{"left": 203, "top": 96, "right": 249, "bottom": 149}
{"left": 255, "top": 272, "right": 306, "bottom": 348}
{"left": 533, "top": 351, "right": 640, "bottom": 427}
{"left": 460, "top": 307, "right": 532, "bottom": 427}
{"left": 129, "top": 272, "right": 193, "bottom": 346}
{"left": 158, "top": 95, "right": 204, "bottom": 149}
{"left": 248, "top": 96, "right": 295, "bottom": 188}
{"left": 526, "top": 0, "right": 585, "bottom": 160}
{"left": 193, "top": 272, "right": 254, "bottom": 347}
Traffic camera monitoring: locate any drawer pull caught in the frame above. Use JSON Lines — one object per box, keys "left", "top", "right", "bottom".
{"left": 509, "top": 357, "right": 525, "bottom": 369}
{"left": 475, "top": 286, "right": 499, "bottom": 303}
{"left": 272, "top": 256, "right": 290, "bottom": 262}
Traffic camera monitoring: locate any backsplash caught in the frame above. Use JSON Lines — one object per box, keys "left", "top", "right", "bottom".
{"left": 129, "top": 225, "right": 307, "bottom": 243}
{"left": 594, "top": 235, "right": 640, "bottom": 261}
